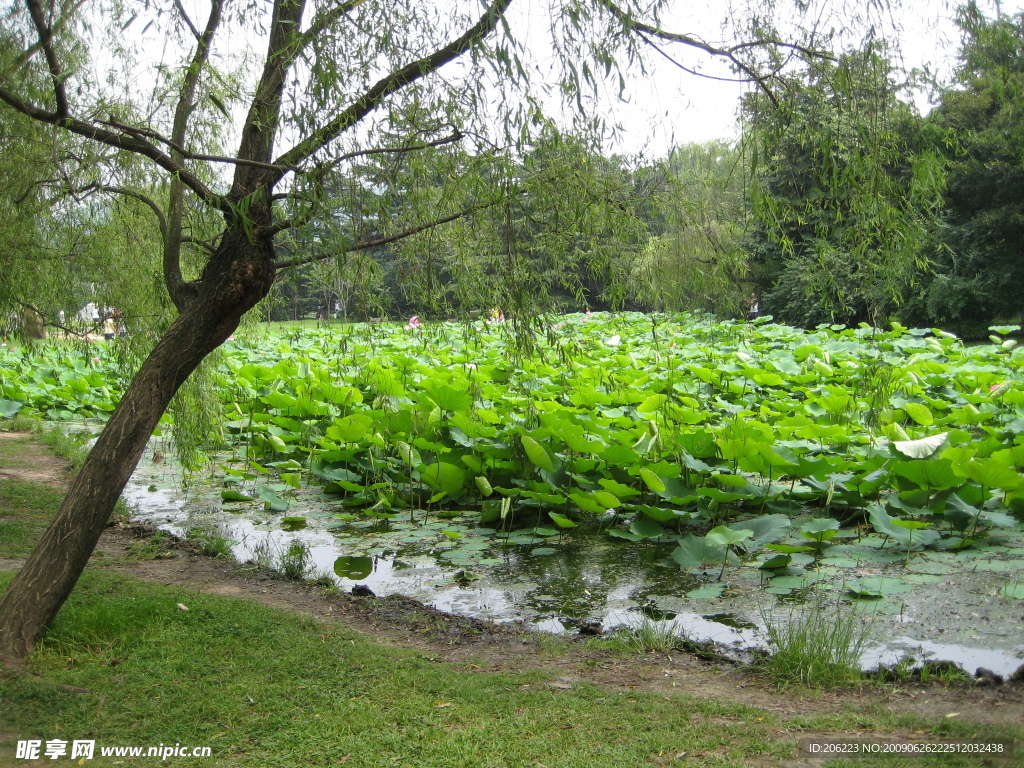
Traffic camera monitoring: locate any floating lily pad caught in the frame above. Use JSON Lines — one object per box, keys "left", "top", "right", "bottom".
{"left": 971, "top": 559, "right": 1024, "bottom": 573}
{"left": 686, "top": 585, "right": 726, "bottom": 599}
{"left": 759, "top": 554, "right": 792, "bottom": 570}
{"left": 906, "top": 561, "right": 954, "bottom": 575}
{"left": 846, "top": 576, "right": 913, "bottom": 598}
{"left": 998, "top": 583, "right": 1024, "bottom": 599}
{"left": 818, "top": 556, "right": 861, "bottom": 568}
{"left": 334, "top": 555, "right": 373, "bottom": 580}
{"left": 769, "top": 575, "right": 811, "bottom": 590}
{"left": 444, "top": 549, "right": 479, "bottom": 561}
{"left": 904, "top": 573, "right": 944, "bottom": 584}
{"left": 530, "top": 547, "right": 558, "bottom": 556}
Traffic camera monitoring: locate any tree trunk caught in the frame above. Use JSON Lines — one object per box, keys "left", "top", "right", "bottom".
{"left": 0, "top": 224, "right": 275, "bottom": 667}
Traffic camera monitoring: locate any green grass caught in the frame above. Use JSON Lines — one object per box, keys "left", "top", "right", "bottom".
{"left": 0, "top": 478, "right": 64, "bottom": 558}
{"left": 1, "top": 570, "right": 1017, "bottom": 768}
{"left": 758, "top": 600, "right": 876, "bottom": 688}
{"left": 0, "top": 570, "right": 785, "bottom": 768}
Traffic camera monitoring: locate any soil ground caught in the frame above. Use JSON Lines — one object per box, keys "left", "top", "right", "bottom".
{"left": 1, "top": 429, "right": 1023, "bottom": 766}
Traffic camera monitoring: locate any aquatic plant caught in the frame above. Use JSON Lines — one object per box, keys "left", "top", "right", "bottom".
{"left": 5, "top": 313, "right": 1024, "bottom": 598}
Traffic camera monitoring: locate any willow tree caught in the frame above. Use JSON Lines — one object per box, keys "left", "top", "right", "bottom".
{"left": 0, "top": 0, "right": 844, "bottom": 664}
{"left": 745, "top": 45, "right": 946, "bottom": 327}
{"left": 630, "top": 141, "right": 750, "bottom": 315}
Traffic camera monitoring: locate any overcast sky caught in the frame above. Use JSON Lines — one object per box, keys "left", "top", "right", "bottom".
{"left": 565, "top": 0, "right": 1024, "bottom": 156}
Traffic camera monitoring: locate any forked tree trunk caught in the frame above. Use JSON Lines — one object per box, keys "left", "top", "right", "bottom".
{"left": 0, "top": 224, "right": 275, "bottom": 666}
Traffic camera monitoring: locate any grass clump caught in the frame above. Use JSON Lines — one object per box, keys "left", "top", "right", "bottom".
{"left": 243, "top": 537, "right": 311, "bottom": 579}
{"left": 186, "top": 526, "right": 236, "bottom": 559}
{"left": 614, "top": 616, "right": 690, "bottom": 655}
{"left": 758, "top": 600, "right": 874, "bottom": 687}
{"left": 279, "top": 539, "right": 312, "bottom": 580}
{"left": 246, "top": 536, "right": 277, "bottom": 571}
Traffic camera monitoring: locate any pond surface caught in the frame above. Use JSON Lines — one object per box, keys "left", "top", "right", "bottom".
{"left": 122, "top": 438, "right": 1024, "bottom": 679}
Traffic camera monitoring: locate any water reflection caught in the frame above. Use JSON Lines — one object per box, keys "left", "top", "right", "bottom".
{"left": 121, "top": 449, "right": 1024, "bottom": 678}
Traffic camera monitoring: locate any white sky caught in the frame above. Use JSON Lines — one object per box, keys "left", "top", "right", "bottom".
{"left": 570, "top": 0, "right": 1024, "bottom": 156}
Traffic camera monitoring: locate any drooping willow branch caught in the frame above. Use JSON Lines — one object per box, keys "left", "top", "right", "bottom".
{"left": 265, "top": 0, "right": 515, "bottom": 187}
{"left": 272, "top": 200, "right": 498, "bottom": 271}
{"left": 0, "top": 87, "right": 220, "bottom": 206}
{"left": 265, "top": 131, "right": 468, "bottom": 237}
{"left": 598, "top": 0, "right": 835, "bottom": 108}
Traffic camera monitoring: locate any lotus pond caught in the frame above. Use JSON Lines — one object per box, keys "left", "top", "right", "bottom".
{"left": 3, "top": 312, "right": 1024, "bottom": 674}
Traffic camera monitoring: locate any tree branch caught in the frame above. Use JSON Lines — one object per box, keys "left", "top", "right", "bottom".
{"left": 599, "top": 0, "right": 834, "bottom": 108}
{"left": 273, "top": 201, "right": 496, "bottom": 270}
{"left": 0, "top": 87, "right": 219, "bottom": 206}
{"left": 229, "top": 0, "right": 309, "bottom": 197}
{"left": 181, "top": 235, "right": 217, "bottom": 255}
{"left": 99, "top": 118, "right": 292, "bottom": 171}
{"left": 24, "top": 0, "right": 70, "bottom": 117}
{"left": 637, "top": 32, "right": 779, "bottom": 100}
{"left": 11, "top": 0, "right": 88, "bottom": 70}
{"left": 335, "top": 130, "right": 464, "bottom": 165}
{"left": 267, "top": 0, "right": 514, "bottom": 186}
{"left": 172, "top": 0, "right": 202, "bottom": 42}
{"left": 291, "top": 0, "right": 367, "bottom": 59}
{"left": 165, "top": 0, "right": 224, "bottom": 309}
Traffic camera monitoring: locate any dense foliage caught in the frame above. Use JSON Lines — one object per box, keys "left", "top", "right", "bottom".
{"left": 4, "top": 314, "right": 1024, "bottom": 584}
{"left": 902, "top": 3, "right": 1024, "bottom": 336}
{"left": 745, "top": 46, "right": 944, "bottom": 328}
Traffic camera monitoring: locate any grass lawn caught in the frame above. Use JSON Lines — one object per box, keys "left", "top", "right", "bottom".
{"left": 0, "top": 478, "right": 63, "bottom": 558}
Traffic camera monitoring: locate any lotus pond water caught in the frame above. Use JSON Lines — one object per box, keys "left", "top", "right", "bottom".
{"left": 4, "top": 312, "right": 1024, "bottom": 675}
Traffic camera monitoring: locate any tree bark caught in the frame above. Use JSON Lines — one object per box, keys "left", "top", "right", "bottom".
{"left": 0, "top": 222, "right": 275, "bottom": 666}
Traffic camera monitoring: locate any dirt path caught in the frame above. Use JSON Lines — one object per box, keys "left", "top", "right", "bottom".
{"left": 0, "top": 431, "right": 71, "bottom": 485}
{"left": 3, "top": 429, "right": 1023, "bottom": 734}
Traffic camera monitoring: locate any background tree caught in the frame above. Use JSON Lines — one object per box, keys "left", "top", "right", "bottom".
{"left": 630, "top": 140, "right": 750, "bottom": 315}
{"left": 902, "top": 2, "right": 1024, "bottom": 336}
{"left": 390, "top": 129, "right": 651, "bottom": 319}
{"left": 745, "top": 45, "right": 945, "bottom": 327}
